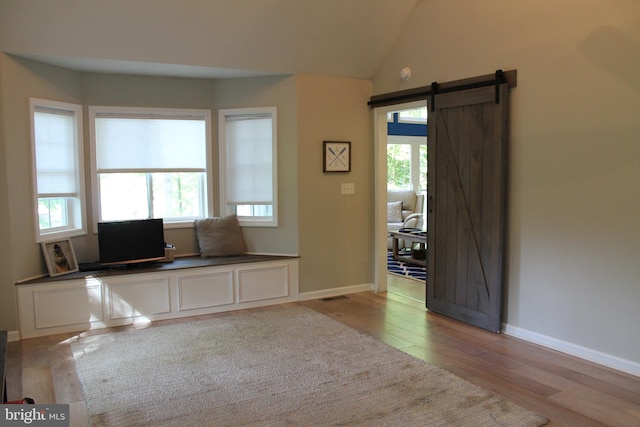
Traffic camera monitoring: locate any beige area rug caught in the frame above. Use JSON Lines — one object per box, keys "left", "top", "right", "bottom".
{"left": 71, "top": 306, "right": 548, "bottom": 426}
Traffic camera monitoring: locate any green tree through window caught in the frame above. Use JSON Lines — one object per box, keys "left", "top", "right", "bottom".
{"left": 387, "top": 144, "right": 411, "bottom": 190}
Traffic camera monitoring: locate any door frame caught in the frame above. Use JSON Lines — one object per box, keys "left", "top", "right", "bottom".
{"left": 373, "top": 100, "right": 428, "bottom": 294}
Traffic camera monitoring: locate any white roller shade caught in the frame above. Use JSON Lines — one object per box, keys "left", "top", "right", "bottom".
{"left": 34, "top": 109, "right": 78, "bottom": 196}
{"left": 225, "top": 115, "right": 273, "bottom": 204}
{"left": 95, "top": 116, "right": 206, "bottom": 171}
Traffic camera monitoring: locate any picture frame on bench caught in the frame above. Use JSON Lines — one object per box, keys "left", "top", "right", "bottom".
{"left": 41, "top": 239, "right": 79, "bottom": 277}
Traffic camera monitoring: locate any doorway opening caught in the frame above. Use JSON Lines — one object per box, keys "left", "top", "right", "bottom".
{"left": 373, "top": 101, "right": 427, "bottom": 302}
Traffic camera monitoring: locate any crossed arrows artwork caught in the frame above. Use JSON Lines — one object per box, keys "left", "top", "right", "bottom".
{"left": 328, "top": 146, "right": 347, "bottom": 167}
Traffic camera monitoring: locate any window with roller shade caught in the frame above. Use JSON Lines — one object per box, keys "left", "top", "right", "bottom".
{"left": 30, "top": 98, "right": 86, "bottom": 241}
{"left": 89, "top": 106, "right": 212, "bottom": 227}
{"left": 219, "top": 107, "right": 277, "bottom": 227}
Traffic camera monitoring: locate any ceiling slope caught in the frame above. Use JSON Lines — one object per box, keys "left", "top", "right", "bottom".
{"left": 0, "top": 0, "right": 418, "bottom": 79}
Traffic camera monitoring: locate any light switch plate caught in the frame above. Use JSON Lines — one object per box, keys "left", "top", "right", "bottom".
{"left": 341, "top": 183, "right": 355, "bottom": 194}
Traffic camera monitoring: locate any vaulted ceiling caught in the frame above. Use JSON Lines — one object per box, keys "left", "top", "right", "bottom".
{"left": 0, "top": 0, "right": 419, "bottom": 79}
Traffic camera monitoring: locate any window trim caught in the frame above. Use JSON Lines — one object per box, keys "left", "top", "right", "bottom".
{"left": 88, "top": 106, "right": 213, "bottom": 231}
{"left": 219, "top": 106, "right": 278, "bottom": 227}
{"left": 30, "top": 98, "right": 87, "bottom": 242}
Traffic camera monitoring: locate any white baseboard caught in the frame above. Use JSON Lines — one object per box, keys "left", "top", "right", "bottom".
{"left": 504, "top": 324, "right": 640, "bottom": 378}
{"left": 298, "top": 283, "right": 373, "bottom": 301}
{"left": 7, "top": 330, "right": 20, "bottom": 342}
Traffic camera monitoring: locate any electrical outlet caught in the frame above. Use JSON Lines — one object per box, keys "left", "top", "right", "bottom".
{"left": 341, "top": 183, "right": 355, "bottom": 194}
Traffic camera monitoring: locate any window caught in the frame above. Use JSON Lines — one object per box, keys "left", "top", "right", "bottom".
{"left": 219, "top": 107, "right": 277, "bottom": 227}
{"left": 89, "top": 106, "right": 212, "bottom": 227}
{"left": 387, "top": 136, "right": 427, "bottom": 192}
{"left": 387, "top": 142, "right": 412, "bottom": 190}
{"left": 387, "top": 107, "right": 427, "bottom": 193}
{"left": 30, "top": 98, "right": 86, "bottom": 242}
{"left": 397, "top": 108, "right": 428, "bottom": 123}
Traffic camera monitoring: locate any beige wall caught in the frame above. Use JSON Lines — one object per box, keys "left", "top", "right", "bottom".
{"left": 373, "top": 0, "right": 640, "bottom": 366}
{"left": 296, "top": 74, "right": 373, "bottom": 293}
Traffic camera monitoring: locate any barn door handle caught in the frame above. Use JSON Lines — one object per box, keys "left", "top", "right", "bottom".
{"left": 428, "top": 195, "right": 433, "bottom": 214}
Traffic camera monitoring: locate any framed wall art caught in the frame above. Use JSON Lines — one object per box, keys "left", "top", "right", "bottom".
{"left": 41, "top": 239, "right": 79, "bottom": 277}
{"left": 323, "top": 141, "right": 351, "bottom": 172}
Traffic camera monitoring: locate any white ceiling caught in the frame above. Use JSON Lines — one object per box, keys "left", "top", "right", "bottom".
{"left": 0, "top": 0, "right": 419, "bottom": 79}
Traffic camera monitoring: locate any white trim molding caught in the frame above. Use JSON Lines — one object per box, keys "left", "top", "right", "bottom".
{"left": 504, "top": 323, "right": 640, "bottom": 378}
{"left": 7, "top": 331, "right": 21, "bottom": 342}
{"left": 298, "top": 283, "right": 373, "bottom": 302}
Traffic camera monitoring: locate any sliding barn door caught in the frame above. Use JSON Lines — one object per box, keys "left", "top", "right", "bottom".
{"left": 426, "top": 84, "right": 509, "bottom": 332}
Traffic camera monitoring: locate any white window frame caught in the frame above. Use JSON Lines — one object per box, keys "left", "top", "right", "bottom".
{"left": 29, "top": 98, "right": 87, "bottom": 242}
{"left": 219, "top": 107, "right": 278, "bottom": 227}
{"left": 88, "top": 106, "right": 213, "bottom": 230}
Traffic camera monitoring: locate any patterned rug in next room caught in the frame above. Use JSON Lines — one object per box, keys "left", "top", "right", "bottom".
{"left": 387, "top": 251, "right": 426, "bottom": 282}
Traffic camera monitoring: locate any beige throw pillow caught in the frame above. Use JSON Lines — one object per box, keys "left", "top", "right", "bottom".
{"left": 387, "top": 201, "right": 404, "bottom": 223}
{"left": 194, "top": 215, "right": 247, "bottom": 257}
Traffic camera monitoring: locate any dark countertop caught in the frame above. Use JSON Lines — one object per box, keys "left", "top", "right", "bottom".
{"left": 17, "top": 254, "right": 298, "bottom": 285}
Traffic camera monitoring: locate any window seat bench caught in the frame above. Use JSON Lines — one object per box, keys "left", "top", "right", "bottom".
{"left": 16, "top": 255, "right": 299, "bottom": 339}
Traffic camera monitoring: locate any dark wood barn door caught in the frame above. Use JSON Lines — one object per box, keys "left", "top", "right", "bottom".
{"left": 426, "top": 84, "right": 509, "bottom": 332}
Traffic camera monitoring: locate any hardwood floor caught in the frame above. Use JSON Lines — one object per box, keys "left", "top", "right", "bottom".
{"left": 387, "top": 272, "right": 426, "bottom": 303}
{"left": 6, "top": 280, "right": 640, "bottom": 426}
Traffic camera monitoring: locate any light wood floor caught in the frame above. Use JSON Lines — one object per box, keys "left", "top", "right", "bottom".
{"left": 6, "top": 276, "right": 640, "bottom": 426}
{"left": 388, "top": 272, "right": 426, "bottom": 303}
